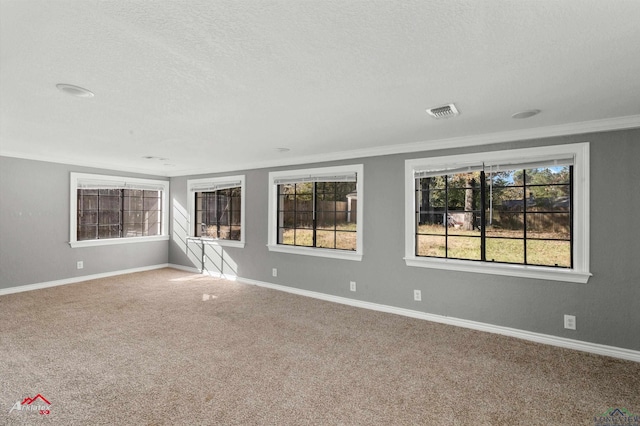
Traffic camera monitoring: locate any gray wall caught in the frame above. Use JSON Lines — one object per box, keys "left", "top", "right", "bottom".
{"left": 169, "top": 129, "right": 640, "bottom": 351}
{"left": 0, "top": 157, "right": 169, "bottom": 289}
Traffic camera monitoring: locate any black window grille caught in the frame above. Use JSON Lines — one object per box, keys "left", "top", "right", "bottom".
{"left": 416, "top": 165, "right": 572, "bottom": 268}
{"left": 195, "top": 187, "right": 241, "bottom": 241}
{"left": 77, "top": 189, "right": 162, "bottom": 241}
{"left": 277, "top": 181, "right": 357, "bottom": 250}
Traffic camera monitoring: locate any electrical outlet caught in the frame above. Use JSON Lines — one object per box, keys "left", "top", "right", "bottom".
{"left": 77, "top": 261, "right": 84, "bottom": 270}
{"left": 350, "top": 281, "right": 356, "bottom": 292}
{"left": 413, "top": 289, "right": 422, "bottom": 301}
{"left": 272, "top": 268, "right": 277, "bottom": 277}
{"left": 564, "top": 314, "right": 576, "bottom": 330}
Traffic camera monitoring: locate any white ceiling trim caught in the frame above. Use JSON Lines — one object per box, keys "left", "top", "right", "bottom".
{"left": 164, "top": 114, "right": 640, "bottom": 177}
{"left": 2, "top": 114, "right": 639, "bottom": 178}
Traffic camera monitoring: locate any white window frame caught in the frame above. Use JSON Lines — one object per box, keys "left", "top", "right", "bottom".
{"left": 187, "top": 175, "right": 246, "bottom": 248}
{"left": 69, "top": 173, "right": 170, "bottom": 248}
{"left": 404, "top": 143, "right": 591, "bottom": 283}
{"left": 268, "top": 164, "right": 364, "bottom": 261}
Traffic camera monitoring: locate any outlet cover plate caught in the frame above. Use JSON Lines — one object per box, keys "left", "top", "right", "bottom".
{"left": 414, "top": 290, "right": 422, "bottom": 301}
{"left": 564, "top": 314, "right": 576, "bottom": 330}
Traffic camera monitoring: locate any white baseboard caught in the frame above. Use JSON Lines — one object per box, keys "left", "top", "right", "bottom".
{"left": 167, "top": 263, "right": 237, "bottom": 280}
{"left": 3, "top": 265, "right": 638, "bottom": 363}
{"left": 237, "top": 277, "right": 640, "bottom": 363}
{"left": 0, "top": 264, "right": 170, "bottom": 296}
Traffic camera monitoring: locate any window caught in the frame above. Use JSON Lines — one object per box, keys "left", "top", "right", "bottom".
{"left": 405, "top": 143, "right": 590, "bottom": 283}
{"left": 268, "top": 165, "right": 363, "bottom": 261}
{"left": 187, "top": 175, "right": 245, "bottom": 248}
{"left": 70, "top": 173, "right": 169, "bottom": 247}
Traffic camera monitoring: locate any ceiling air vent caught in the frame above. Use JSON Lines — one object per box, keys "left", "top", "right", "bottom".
{"left": 426, "top": 103, "right": 459, "bottom": 119}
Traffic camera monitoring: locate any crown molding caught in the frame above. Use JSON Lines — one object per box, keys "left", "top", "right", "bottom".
{"left": 2, "top": 114, "right": 639, "bottom": 178}
{"left": 0, "top": 150, "right": 169, "bottom": 177}
{"left": 167, "top": 114, "right": 640, "bottom": 177}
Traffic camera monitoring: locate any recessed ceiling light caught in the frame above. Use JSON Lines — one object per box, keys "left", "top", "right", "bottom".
{"left": 276, "top": 147, "right": 290, "bottom": 153}
{"left": 511, "top": 109, "right": 541, "bottom": 119}
{"left": 56, "top": 83, "right": 94, "bottom": 98}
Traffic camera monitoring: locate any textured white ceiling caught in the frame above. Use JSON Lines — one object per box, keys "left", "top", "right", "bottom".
{"left": 1, "top": 0, "right": 640, "bottom": 176}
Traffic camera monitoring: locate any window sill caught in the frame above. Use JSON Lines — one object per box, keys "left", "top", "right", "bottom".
{"left": 404, "top": 256, "right": 591, "bottom": 283}
{"left": 267, "top": 244, "right": 363, "bottom": 261}
{"left": 69, "top": 235, "right": 169, "bottom": 248}
{"left": 186, "top": 237, "right": 245, "bottom": 249}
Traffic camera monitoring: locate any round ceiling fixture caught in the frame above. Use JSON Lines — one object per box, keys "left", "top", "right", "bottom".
{"left": 511, "top": 109, "right": 541, "bottom": 119}
{"left": 56, "top": 84, "right": 94, "bottom": 98}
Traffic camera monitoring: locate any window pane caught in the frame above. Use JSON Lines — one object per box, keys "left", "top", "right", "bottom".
{"left": 487, "top": 212, "right": 524, "bottom": 235}
{"left": 526, "top": 185, "right": 571, "bottom": 212}
{"left": 230, "top": 196, "right": 241, "bottom": 224}
{"left": 525, "top": 166, "right": 570, "bottom": 185}
{"left": 280, "top": 210, "right": 295, "bottom": 228}
{"left": 99, "top": 196, "right": 121, "bottom": 210}
{"left": 424, "top": 188, "right": 446, "bottom": 210}
{"left": 526, "top": 213, "right": 570, "bottom": 240}
{"left": 201, "top": 225, "right": 217, "bottom": 238}
{"left": 295, "top": 182, "right": 313, "bottom": 194}
{"left": 490, "top": 186, "right": 525, "bottom": 213}
{"left": 417, "top": 214, "right": 446, "bottom": 234}
{"left": 447, "top": 236, "right": 481, "bottom": 260}
{"left": 295, "top": 212, "right": 313, "bottom": 229}
{"left": 417, "top": 235, "right": 446, "bottom": 257}
{"left": 98, "top": 225, "right": 120, "bottom": 239}
{"left": 123, "top": 223, "right": 143, "bottom": 237}
{"left": 294, "top": 229, "right": 314, "bottom": 247}
{"left": 78, "top": 194, "right": 98, "bottom": 210}
{"left": 78, "top": 212, "right": 98, "bottom": 225}
{"left": 218, "top": 226, "right": 231, "bottom": 239}
{"left": 123, "top": 211, "right": 142, "bottom": 224}
{"left": 218, "top": 210, "right": 230, "bottom": 226}
{"left": 124, "top": 196, "right": 143, "bottom": 211}
{"left": 316, "top": 230, "right": 335, "bottom": 249}
{"left": 527, "top": 240, "right": 571, "bottom": 267}
{"left": 317, "top": 211, "right": 336, "bottom": 229}
{"left": 279, "top": 228, "right": 294, "bottom": 245}
{"left": 99, "top": 211, "right": 120, "bottom": 225}
{"left": 230, "top": 226, "right": 241, "bottom": 241}
{"left": 335, "top": 231, "right": 356, "bottom": 251}
{"left": 144, "top": 197, "right": 160, "bottom": 211}
{"left": 124, "top": 189, "right": 143, "bottom": 197}
{"left": 486, "top": 238, "right": 525, "bottom": 264}
{"left": 77, "top": 225, "right": 97, "bottom": 241}
{"left": 145, "top": 221, "right": 161, "bottom": 236}
{"left": 316, "top": 182, "right": 335, "bottom": 198}
{"left": 295, "top": 198, "right": 312, "bottom": 214}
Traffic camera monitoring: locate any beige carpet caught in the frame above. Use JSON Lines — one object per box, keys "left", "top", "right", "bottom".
{"left": 1, "top": 268, "right": 638, "bottom": 425}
